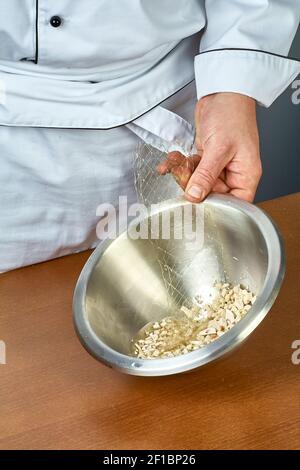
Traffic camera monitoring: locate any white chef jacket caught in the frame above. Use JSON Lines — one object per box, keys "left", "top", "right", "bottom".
{"left": 0, "top": 0, "right": 300, "bottom": 272}
{"left": 0, "top": 0, "right": 300, "bottom": 130}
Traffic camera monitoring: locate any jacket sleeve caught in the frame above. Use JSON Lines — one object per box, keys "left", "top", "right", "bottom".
{"left": 195, "top": 0, "right": 300, "bottom": 106}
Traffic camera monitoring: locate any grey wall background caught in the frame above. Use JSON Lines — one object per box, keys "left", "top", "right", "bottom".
{"left": 255, "top": 26, "right": 300, "bottom": 202}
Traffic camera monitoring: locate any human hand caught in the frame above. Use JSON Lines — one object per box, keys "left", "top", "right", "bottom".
{"left": 157, "top": 92, "right": 262, "bottom": 202}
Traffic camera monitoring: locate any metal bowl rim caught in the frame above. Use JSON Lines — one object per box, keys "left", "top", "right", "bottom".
{"left": 73, "top": 194, "right": 285, "bottom": 376}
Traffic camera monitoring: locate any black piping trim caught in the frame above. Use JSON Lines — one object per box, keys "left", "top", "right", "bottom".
{"left": 0, "top": 79, "right": 195, "bottom": 130}
{"left": 35, "top": 0, "right": 39, "bottom": 64}
{"left": 198, "top": 47, "right": 300, "bottom": 63}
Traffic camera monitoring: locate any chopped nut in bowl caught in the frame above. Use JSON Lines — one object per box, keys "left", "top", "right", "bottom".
{"left": 132, "top": 282, "right": 256, "bottom": 359}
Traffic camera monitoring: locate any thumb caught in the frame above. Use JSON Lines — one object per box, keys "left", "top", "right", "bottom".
{"left": 185, "top": 143, "right": 231, "bottom": 202}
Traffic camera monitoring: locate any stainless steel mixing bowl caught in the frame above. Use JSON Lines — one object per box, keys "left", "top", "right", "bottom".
{"left": 73, "top": 194, "right": 285, "bottom": 376}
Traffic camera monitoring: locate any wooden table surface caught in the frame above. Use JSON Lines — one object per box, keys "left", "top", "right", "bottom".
{"left": 0, "top": 193, "right": 300, "bottom": 450}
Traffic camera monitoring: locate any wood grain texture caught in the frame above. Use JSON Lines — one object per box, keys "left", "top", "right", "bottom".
{"left": 0, "top": 193, "right": 299, "bottom": 450}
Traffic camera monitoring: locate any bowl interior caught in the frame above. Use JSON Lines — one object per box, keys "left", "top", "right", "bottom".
{"left": 85, "top": 200, "right": 268, "bottom": 355}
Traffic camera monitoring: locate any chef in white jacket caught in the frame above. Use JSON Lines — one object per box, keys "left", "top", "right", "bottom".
{"left": 0, "top": 0, "right": 299, "bottom": 271}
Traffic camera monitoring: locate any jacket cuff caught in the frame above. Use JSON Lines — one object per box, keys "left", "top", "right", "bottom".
{"left": 194, "top": 49, "right": 300, "bottom": 107}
